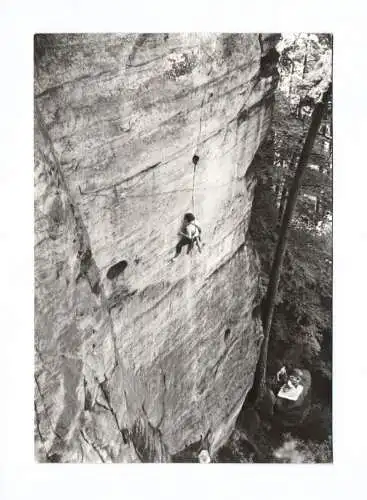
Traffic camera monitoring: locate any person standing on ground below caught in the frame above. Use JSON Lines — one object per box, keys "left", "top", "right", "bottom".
{"left": 198, "top": 449, "right": 211, "bottom": 463}
{"left": 170, "top": 213, "right": 202, "bottom": 262}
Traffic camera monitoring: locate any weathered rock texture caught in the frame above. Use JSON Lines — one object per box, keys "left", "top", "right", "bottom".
{"left": 34, "top": 33, "right": 279, "bottom": 462}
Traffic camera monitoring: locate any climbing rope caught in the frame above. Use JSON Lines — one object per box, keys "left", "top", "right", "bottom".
{"left": 190, "top": 50, "right": 214, "bottom": 215}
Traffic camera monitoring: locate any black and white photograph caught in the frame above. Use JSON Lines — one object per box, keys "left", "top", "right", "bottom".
{"left": 34, "top": 32, "right": 333, "bottom": 464}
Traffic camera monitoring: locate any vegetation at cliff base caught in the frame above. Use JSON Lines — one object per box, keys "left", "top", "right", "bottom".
{"left": 239, "top": 33, "right": 333, "bottom": 463}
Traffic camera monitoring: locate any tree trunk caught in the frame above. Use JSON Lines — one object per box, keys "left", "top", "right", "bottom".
{"left": 278, "top": 183, "right": 288, "bottom": 223}
{"left": 274, "top": 181, "right": 281, "bottom": 203}
{"left": 288, "top": 61, "right": 295, "bottom": 98}
{"left": 302, "top": 49, "right": 308, "bottom": 80}
{"left": 316, "top": 196, "right": 321, "bottom": 218}
{"left": 278, "top": 153, "right": 296, "bottom": 223}
{"left": 298, "top": 38, "right": 310, "bottom": 121}
{"left": 253, "top": 84, "right": 332, "bottom": 403}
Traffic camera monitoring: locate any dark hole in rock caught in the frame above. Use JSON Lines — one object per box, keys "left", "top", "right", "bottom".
{"left": 222, "top": 33, "right": 239, "bottom": 59}
{"left": 106, "top": 260, "right": 128, "bottom": 280}
{"left": 79, "top": 248, "right": 92, "bottom": 276}
{"left": 100, "top": 379, "right": 111, "bottom": 404}
{"left": 224, "top": 328, "right": 231, "bottom": 342}
{"left": 84, "top": 388, "right": 93, "bottom": 411}
{"left": 78, "top": 246, "right": 91, "bottom": 260}
{"left": 259, "top": 48, "right": 280, "bottom": 78}
{"left": 171, "top": 439, "right": 202, "bottom": 463}
{"left": 92, "top": 343, "right": 96, "bottom": 349}
{"left": 47, "top": 453, "right": 61, "bottom": 463}
{"left": 34, "top": 34, "right": 54, "bottom": 61}
{"left": 252, "top": 304, "right": 262, "bottom": 319}
{"left": 192, "top": 155, "right": 200, "bottom": 166}
{"left": 92, "top": 281, "right": 100, "bottom": 295}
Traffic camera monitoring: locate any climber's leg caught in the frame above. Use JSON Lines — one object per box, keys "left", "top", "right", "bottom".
{"left": 171, "top": 237, "right": 190, "bottom": 261}
{"left": 187, "top": 239, "right": 194, "bottom": 254}
{"left": 195, "top": 237, "right": 202, "bottom": 253}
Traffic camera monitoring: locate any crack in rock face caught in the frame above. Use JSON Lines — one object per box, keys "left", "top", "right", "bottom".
{"left": 34, "top": 32, "right": 280, "bottom": 462}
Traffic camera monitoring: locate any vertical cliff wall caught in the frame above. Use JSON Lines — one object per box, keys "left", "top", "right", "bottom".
{"left": 34, "top": 33, "right": 279, "bottom": 462}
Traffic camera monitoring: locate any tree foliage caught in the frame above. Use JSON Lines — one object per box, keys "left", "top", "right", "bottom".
{"left": 253, "top": 83, "right": 331, "bottom": 402}
{"left": 273, "top": 434, "right": 332, "bottom": 463}
{"left": 250, "top": 33, "right": 333, "bottom": 395}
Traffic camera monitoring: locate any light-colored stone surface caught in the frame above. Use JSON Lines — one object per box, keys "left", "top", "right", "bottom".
{"left": 34, "top": 33, "right": 279, "bottom": 462}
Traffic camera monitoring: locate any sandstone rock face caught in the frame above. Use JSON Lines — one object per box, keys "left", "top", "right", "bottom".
{"left": 34, "top": 33, "right": 279, "bottom": 462}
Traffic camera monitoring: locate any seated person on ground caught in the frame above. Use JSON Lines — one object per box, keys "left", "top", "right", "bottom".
{"left": 277, "top": 368, "right": 304, "bottom": 401}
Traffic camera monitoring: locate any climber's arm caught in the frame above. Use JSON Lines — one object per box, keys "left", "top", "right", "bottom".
{"left": 178, "top": 231, "right": 192, "bottom": 239}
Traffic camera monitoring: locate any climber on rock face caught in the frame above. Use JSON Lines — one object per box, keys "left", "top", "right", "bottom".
{"left": 170, "top": 213, "right": 202, "bottom": 262}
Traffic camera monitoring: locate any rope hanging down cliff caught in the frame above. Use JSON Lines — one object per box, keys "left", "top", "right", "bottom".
{"left": 192, "top": 92, "right": 206, "bottom": 213}
{"left": 191, "top": 56, "right": 214, "bottom": 213}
